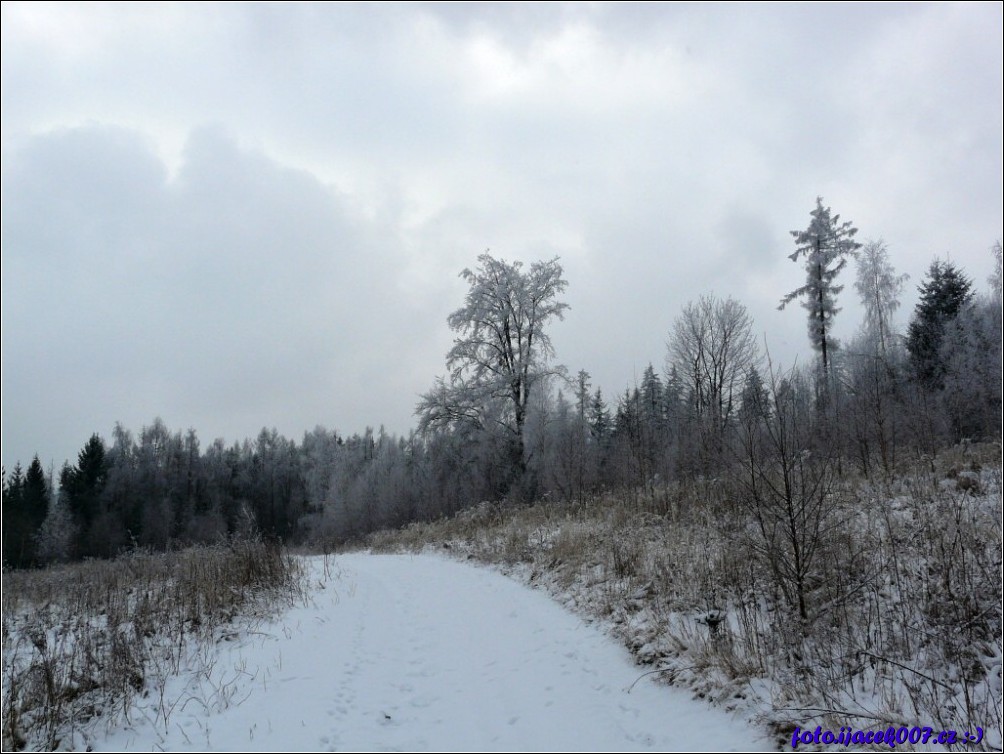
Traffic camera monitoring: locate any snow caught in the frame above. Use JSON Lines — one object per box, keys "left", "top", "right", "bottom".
{"left": 90, "top": 553, "right": 767, "bottom": 752}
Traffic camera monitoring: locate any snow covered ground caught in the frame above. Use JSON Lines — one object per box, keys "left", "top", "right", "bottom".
{"left": 90, "top": 553, "right": 767, "bottom": 752}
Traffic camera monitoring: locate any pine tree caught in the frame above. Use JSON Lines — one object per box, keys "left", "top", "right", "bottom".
{"left": 61, "top": 434, "right": 108, "bottom": 555}
{"left": 2, "top": 463, "right": 27, "bottom": 567}
{"left": 739, "top": 366, "right": 770, "bottom": 424}
{"left": 906, "top": 259, "right": 973, "bottom": 389}
{"left": 640, "top": 364, "right": 665, "bottom": 430}
{"left": 1, "top": 458, "right": 48, "bottom": 567}
{"left": 20, "top": 457, "right": 50, "bottom": 565}
{"left": 780, "top": 197, "right": 861, "bottom": 382}
{"left": 590, "top": 388, "right": 610, "bottom": 444}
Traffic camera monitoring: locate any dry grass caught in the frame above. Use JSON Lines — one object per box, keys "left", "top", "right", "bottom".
{"left": 1, "top": 538, "right": 307, "bottom": 751}
{"left": 364, "top": 443, "right": 1003, "bottom": 750}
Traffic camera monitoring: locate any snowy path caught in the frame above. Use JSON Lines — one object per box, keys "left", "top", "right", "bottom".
{"left": 95, "top": 553, "right": 767, "bottom": 752}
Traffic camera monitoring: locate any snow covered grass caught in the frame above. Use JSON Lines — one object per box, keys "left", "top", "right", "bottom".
{"left": 74, "top": 553, "right": 766, "bottom": 751}
{"left": 366, "top": 444, "right": 1003, "bottom": 750}
{"left": 1, "top": 538, "right": 307, "bottom": 751}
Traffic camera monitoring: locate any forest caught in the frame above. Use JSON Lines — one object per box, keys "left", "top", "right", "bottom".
{"left": 2, "top": 200, "right": 1001, "bottom": 569}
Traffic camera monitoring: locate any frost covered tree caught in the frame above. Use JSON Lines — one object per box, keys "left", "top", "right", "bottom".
{"left": 940, "top": 298, "right": 1002, "bottom": 440}
{"left": 843, "top": 241, "right": 909, "bottom": 473}
{"left": 938, "top": 247, "right": 1001, "bottom": 440}
{"left": 990, "top": 240, "right": 1003, "bottom": 303}
{"left": 668, "top": 294, "right": 757, "bottom": 436}
{"left": 779, "top": 197, "right": 861, "bottom": 383}
{"left": 668, "top": 295, "right": 757, "bottom": 475}
{"left": 417, "top": 253, "right": 569, "bottom": 488}
{"left": 854, "top": 240, "right": 908, "bottom": 357}
{"left": 541, "top": 389, "right": 579, "bottom": 500}
{"left": 569, "top": 370, "right": 595, "bottom": 500}
{"left": 37, "top": 490, "right": 75, "bottom": 564}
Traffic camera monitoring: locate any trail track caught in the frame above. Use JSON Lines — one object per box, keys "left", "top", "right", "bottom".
{"left": 96, "top": 553, "right": 763, "bottom": 751}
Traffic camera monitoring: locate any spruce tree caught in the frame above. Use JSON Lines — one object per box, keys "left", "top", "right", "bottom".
{"left": 780, "top": 197, "right": 861, "bottom": 384}
{"left": 61, "top": 434, "right": 108, "bottom": 555}
{"left": 2, "top": 464, "right": 27, "bottom": 567}
{"left": 589, "top": 388, "right": 610, "bottom": 443}
{"left": 20, "top": 457, "right": 50, "bottom": 565}
{"left": 906, "top": 259, "right": 973, "bottom": 389}
{"left": 1, "top": 459, "right": 48, "bottom": 567}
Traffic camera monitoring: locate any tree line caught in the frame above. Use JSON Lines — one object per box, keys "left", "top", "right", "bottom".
{"left": 3, "top": 200, "right": 1001, "bottom": 567}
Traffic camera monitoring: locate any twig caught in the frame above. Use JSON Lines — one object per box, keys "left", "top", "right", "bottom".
{"left": 625, "top": 665, "right": 700, "bottom": 693}
{"left": 857, "top": 651, "right": 954, "bottom": 691}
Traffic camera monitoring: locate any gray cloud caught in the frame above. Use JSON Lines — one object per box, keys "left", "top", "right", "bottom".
{"left": 2, "top": 3, "right": 1001, "bottom": 469}
{"left": 2, "top": 124, "right": 443, "bottom": 468}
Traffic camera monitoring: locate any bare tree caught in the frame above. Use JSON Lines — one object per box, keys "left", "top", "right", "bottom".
{"left": 668, "top": 294, "right": 758, "bottom": 442}
{"left": 735, "top": 360, "right": 842, "bottom": 623}
{"left": 417, "top": 253, "right": 569, "bottom": 484}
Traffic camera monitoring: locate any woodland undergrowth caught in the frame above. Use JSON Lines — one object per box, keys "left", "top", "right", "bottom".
{"left": 367, "top": 443, "right": 1002, "bottom": 750}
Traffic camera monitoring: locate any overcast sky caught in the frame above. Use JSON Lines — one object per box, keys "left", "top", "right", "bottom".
{"left": 2, "top": 2, "right": 1002, "bottom": 472}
